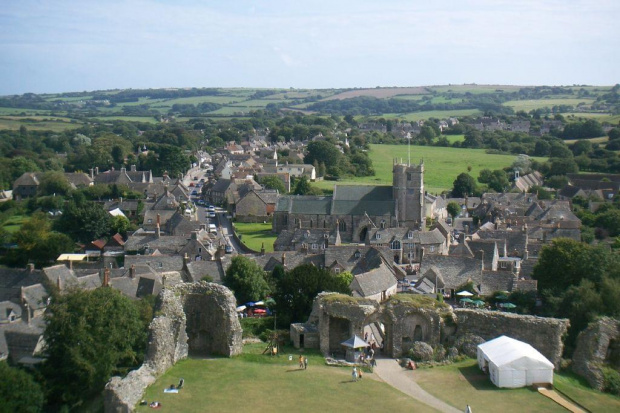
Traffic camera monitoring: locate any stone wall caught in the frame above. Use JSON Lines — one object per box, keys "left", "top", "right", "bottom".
{"left": 104, "top": 282, "right": 242, "bottom": 413}
{"left": 454, "top": 309, "right": 569, "bottom": 368}
{"left": 572, "top": 317, "right": 620, "bottom": 390}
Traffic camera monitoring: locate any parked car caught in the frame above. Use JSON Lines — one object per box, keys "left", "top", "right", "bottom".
{"left": 208, "top": 211, "right": 216, "bottom": 218}
{"left": 225, "top": 245, "right": 233, "bottom": 254}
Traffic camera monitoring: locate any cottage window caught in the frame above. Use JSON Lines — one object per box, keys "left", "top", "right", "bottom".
{"left": 354, "top": 251, "right": 361, "bottom": 258}
{"left": 429, "top": 246, "right": 435, "bottom": 253}
{"left": 500, "top": 261, "right": 507, "bottom": 269}
{"left": 198, "top": 248, "right": 202, "bottom": 253}
{"left": 148, "top": 219, "right": 153, "bottom": 223}
{"left": 158, "top": 262, "right": 163, "bottom": 268}
{"left": 312, "top": 243, "right": 318, "bottom": 250}
{"left": 334, "top": 268, "right": 341, "bottom": 274}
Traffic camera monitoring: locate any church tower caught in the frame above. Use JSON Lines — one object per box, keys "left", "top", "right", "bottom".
{"left": 393, "top": 159, "right": 425, "bottom": 229}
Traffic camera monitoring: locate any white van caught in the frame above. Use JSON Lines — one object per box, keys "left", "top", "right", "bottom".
{"left": 208, "top": 224, "right": 217, "bottom": 234}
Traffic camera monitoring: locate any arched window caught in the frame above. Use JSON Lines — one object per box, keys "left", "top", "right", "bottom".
{"left": 339, "top": 220, "right": 346, "bottom": 232}
{"left": 391, "top": 240, "right": 401, "bottom": 250}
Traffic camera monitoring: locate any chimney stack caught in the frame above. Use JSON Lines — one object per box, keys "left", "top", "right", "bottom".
{"left": 156, "top": 223, "right": 161, "bottom": 238}
{"left": 129, "top": 265, "right": 135, "bottom": 279}
{"left": 183, "top": 253, "right": 189, "bottom": 267}
{"left": 89, "top": 168, "right": 94, "bottom": 179}
{"left": 103, "top": 268, "right": 110, "bottom": 286}
{"left": 131, "top": 164, "right": 137, "bottom": 172}
{"left": 282, "top": 253, "right": 286, "bottom": 268}
{"left": 27, "top": 263, "right": 35, "bottom": 272}
{"left": 24, "top": 302, "right": 31, "bottom": 325}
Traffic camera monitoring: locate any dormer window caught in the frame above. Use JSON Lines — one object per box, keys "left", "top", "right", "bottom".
{"left": 376, "top": 234, "right": 381, "bottom": 240}
{"left": 354, "top": 251, "right": 361, "bottom": 258}
{"left": 407, "top": 231, "right": 413, "bottom": 239}
{"left": 334, "top": 268, "right": 341, "bottom": 274}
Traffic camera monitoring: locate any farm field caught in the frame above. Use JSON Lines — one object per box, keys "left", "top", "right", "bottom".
{"left": 0, "top": 107, "right": 54, "bottom": 115}
{"left": 91, "top": 116, "right": 159, "bottom": 123}
{"left": 322, "top": 87, "right": 429, "bottom": 101}
{"left": 380, "top": 109, "right": 481, "bottom": 122}
{"left": 503, "top": 98, "right": 596, "bottom": 112}
{"left": 137, "top": 343, "right": 434, "bottom": 413}
{"left": 0, "top": 117, "right": 82, "bottom": 131}
{"left": 564, "top": 112, "right": 620, "bottom": 124}
{"left": 233, "top": 222, "right": 276, "bottom": 253}
{"left": 564, "top": 136, "right": 608, "bottom": 144}
{"left": 415, "top": 359, "right": 620, "bottom": 412}
{"left": 427, "top": 85, "right": 522, "bottom": 94}
{"left": 312, "top": 144, "right": 543, "bottom": 194}
{"left": 152, "top": 95, "right": 245, "bottom": 106}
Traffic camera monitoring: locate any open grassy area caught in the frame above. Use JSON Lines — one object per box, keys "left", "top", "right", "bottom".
{"left": 312, "top": 144, "right": 543, "bottom": 194}
{"left": 0, "top": 117, "right": 82, "bottom": 131}
{"left": 137, "top": 343, "right": 435, "bottom": 413}
{"left": 90, "top": 116, "right": 160, "bottom": 123}
{"left": 233, "top": 222, "right": 277, "bottom": 253}
{"left": 381, "top": 109, "right": 481, "bottom": 122}
{"left": 415, "top": 359, "right": 620, "bottom": 412}
{"left": 427, "top": 85, "right": 522, "bottom": 94}
{"left": 564, "top": 136, "right": 609, "bottom": 144}
{"left": 2, "top": 215, "right": 26, "bottom": 234}
{"left": 564, "top": 112, "right": 620, "bottom": 124}
{"left": 503, "top": 98, "right": 596, "bottom": 112}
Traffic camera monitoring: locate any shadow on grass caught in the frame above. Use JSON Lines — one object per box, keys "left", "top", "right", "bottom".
{"left": 457, "top": 365, "right": 546, "bottom": 395}
{"left": 286, "top": 369, "right": 305, "bottom": 373}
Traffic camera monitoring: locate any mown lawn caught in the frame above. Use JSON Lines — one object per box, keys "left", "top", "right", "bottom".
{"left": 312, "top": 144, "right": 544, "bottom": 194}
{"left": 503, "top": 98, "right": 595, "bottom": 112}
{"left": 233, "top": 222, "right": 277, "bottom": 253}
{"left": 2, "top": 215, "right": 26, "bottom": 234}
{"left": 414, "top": 359, "right": 618, "bottom": 413}
{"left": 137, "top": 343, "right": 436, "bottom": 413}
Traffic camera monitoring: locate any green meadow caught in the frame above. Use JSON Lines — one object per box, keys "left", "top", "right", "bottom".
{"left": 503, "top": 98, "right": 596, "bottom": 112}
{"left": 313, "top": 144, "right": 541, "bottom": 194}
{"left": 233, "top": 222, "right": 276, "bottom": 253}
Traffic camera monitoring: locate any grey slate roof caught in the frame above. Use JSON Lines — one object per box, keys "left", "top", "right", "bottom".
{"left": 184, "top": 260, "right": 227, "bottom": 283}
{"left": 124, "top": 254, "right": 184, "bottom": 272}
{"left": 350, "top": 263, "right": 397, "bottom": 297}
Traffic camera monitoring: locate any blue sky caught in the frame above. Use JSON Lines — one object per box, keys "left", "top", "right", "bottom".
{"left": 0, "top": 0, "right": 618, "bottom": 95}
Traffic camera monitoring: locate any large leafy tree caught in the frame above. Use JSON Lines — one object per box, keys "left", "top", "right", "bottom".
{"left": 451, "top": 172, "right": 477, "bottom": 197}
{"left": 258, "top": 175, "right": 286, "bottom": 193}
{"left": 532, "top": 238, "right": 613, "bottom": 293}
{"left": 42, "top": 288, "right": 148, "bottom": 407}
{"left": 224, "top": 255, "right": 271, "bottom": 305}
{"left": 54, "top": 201, "right": 111, "bottom": 243}
{"left": 273, "top": 264, "right": 351, "bottom": 326}
{"left": 0, "top": 362, "right": 45, "bottom": 413}
{"left": 304, "top": 141, "right": 341, "bottom": 173}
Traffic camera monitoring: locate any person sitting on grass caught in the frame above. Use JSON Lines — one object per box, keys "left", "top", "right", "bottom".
{"left": 178, "top": 378, "right": 184, "bottom": 389}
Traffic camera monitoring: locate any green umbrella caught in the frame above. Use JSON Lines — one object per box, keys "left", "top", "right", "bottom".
{"left": 496, "top": 294, "right": 508, "bottom": 300}
{"left": 502, "top": 302, "right": 517, "bottom": 309}
{"left": 460, "top": 298, "right": 474, "bottom": 303}
{"left": 473, "top": 300, "right": 485, "bottom": 307}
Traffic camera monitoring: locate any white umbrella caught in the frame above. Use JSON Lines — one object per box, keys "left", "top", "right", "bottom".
{"left": 456, "top": 291, "right": 474, "bottom": 297}
{"left": 253, "top": 301, "right": 265, "bottom": 306}
{"left": 235, "top": 305, "right": 246, "bottom": 312}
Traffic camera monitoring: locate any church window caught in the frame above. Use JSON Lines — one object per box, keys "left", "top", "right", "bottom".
{"left": 310, "top": 219, "right": 313, "bottom": 228}
{"left": 391, "top": 240, "right": 401, "bottom": 250}
{"left": 407, "top": 173, "right": 412, "bottom": 181}
{"left": 339, "top": 220, "right": 346, "bottom": 232}
{"left": 284, "top": 215, "right": 288, "bottom": 225}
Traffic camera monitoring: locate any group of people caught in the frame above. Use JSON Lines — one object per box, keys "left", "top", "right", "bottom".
{"left": 351, "top": 366, "right": 363, "bottom": 381}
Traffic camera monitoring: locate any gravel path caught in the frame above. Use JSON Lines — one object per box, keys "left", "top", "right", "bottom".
{"left": 373, "top": 358, "right": 462, "bottom": 413}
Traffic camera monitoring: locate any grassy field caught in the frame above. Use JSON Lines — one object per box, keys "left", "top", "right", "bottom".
{"left": 0, "top": 107, "right": 54, "bottom": 115}
{"left": 427, "top": 85, "right": 522, "bottom": 94}
{"left": 415, "top": 359, "right": 620, "bottom": 412}
{"left": 445, "top": 134, "right": 465, "bottom": 144}
{"left": 564, "top": 112, "right": 620, "bottom": 124}
{"left": 313, "top": 144, "right": 540, "bottom": 194}
{"left": 233, "top": 222, "right": 276, "bottom": 252}
{"left": 503, "top": 98, "right": 596, "bottom": 112}
{"left": 90, "top": 116, "right": 160, "bottom": 123}
{"left": 380, "top": 109, "right": 481, "bottom": 122}
{"left": 2, "top": 215, "right": 26, "bottom": 234}
{"left": 0, "top": 117, "right": 82, "bottom": 131}
{"left": 564, "top": 136, "right": 609, "bottom": 144}
{"left": 137, "top": 343, "right": 434, "bottom": 413}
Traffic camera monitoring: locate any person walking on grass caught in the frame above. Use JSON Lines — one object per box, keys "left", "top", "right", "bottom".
{"left": 303, "top": 357, "right": 308, "bottom": 370}
{"left": 299, "top": 354, "right": 304, "bottom": 369}
{"left": 352, "top": 367, "right": 358, "bottom": 382}
{"left": 358, "top": 366, "right": 363, "bottom": 380}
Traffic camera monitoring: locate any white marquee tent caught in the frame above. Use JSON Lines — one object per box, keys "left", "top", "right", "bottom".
{"left": 477, "top": 335, "right": 554, "bottom": 388}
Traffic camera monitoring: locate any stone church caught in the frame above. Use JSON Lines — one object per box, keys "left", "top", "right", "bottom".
{"left": 273, "top": 160, "right": 425, "bottom": 242}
